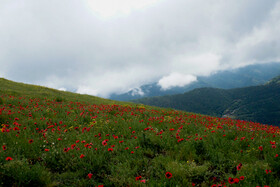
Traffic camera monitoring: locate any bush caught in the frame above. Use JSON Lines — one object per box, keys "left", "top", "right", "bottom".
{"left": 0, "top": 159, "right": 52, "bottom": 186}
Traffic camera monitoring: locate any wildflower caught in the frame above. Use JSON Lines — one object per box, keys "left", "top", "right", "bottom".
{"left": 28, "top": 139, "right": 34, "bottom": 144}
{"left": 265, "top": 169, "right": 272, "bottom": 174}
{"left": 45, "top": 148, "right": 49, "bottom": 152}
{"left": 228, "top": 177, "right": 234, "bottom": 184}
{"left": 102, "top": 140, "right": 107, "bottom": 146}
{"left": 140, "top": 179, "right": 146, "bottom": 183}
{"left": 80, "top": 154, "right": 85, "bottom": 158}
{"left": 135, "top": 176, "right": 142, "bottom": 181}
{"left": 6, "top": 157, "right": 13, "bottom": 161}
{"left": 237, "top": 163, "right": 242, "bottom": 171}
{"left": 240, "top": 176, "right": 245, "bottom": 180}
{"left": 234, "top": 178, "right": 239, "bottom": 183}
{"left": 275, "top": 154, "right": 279, "bottom": 158}
{"left": 2, "top": 145, "right": 7, "bottom": 151}
{"left": 259, "top": 146, "right": 263, "bottom": 151}
{"left": 165, "top": 172, "right": 172, "bottom": 179}
{"left": 108, "top": 148, "right": 113, "bottom": 152}
{"left": 88, "top": 173, "right": 93, "bottom": 179}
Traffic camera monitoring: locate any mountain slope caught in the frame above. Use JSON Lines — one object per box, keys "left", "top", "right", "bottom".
{"left": 2, "top": 78, "right": 280, "bottom": 186}
{"left": 0, "top": 78, "right": 119, "bottom": 105}
{"left": 110, "top": 62, "right": 280, "bottom": 101}
{"left": 132, "top": 76, "right": 280, "bottom": 126}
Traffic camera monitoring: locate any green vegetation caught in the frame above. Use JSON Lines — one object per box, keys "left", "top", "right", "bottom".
{"left": 133, "top": 76, "right": 280, "bottom": 126}
{"left": 1, "top": 78, "right": 280, "bottom": 186}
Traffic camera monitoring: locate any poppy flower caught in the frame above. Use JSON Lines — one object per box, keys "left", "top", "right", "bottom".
{"left": 237, "top": 163, "right": 242, "bottom": 171}
{"left": 2, "top": 145, "right": 7, "bottom": 151}
{"left": 234, "top": 178, "right": 239, "bottom": 183}
{"left": 80, "top": 154, "right": 85, "bottom": 158}
{"left": 28, "top": 139, "right": 34, "bottom": 144}
{"left": 108, "top": 148, "right": 113, "bottom": 152}
{"left": 135, "top": 176, "right": 142, "bottom": 181}
{"left": 6, "top": 157, "right": 13, "bottom": 161}
{"left": 240, "top": 176, "right": 245, "bottom": 180}
{"left": 140, "top": 179, "right": 146, "bottom": 183}
{"left": 165, "top": 172, "right": 172, "bottom": 179}
{"left": 102, "top": 140, "right": 107, "bottom": 146}
{"left": 259, "top": 146, "right": 263, "bottom": 151}
{"left": 228, "top": 177, "right": 234, "bottom": 184}
{"left": 88, "top": 173, "right": 93, "bottom": 179}
{"left": 45, "top": 149, "right": 49, "bottom": 152}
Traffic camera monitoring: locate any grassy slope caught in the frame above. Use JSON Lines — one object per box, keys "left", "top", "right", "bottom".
{"left": 1, "top": 78, "right": 280, "bottom": 186}
{"left": 0, "top": 78, "right": 125, "bottom": 106}
{"left": 133, "top": 76, "right": 280, "bottom": 126}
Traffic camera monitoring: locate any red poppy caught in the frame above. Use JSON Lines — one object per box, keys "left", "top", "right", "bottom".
{"left": 237, "top": 163, "right": 242, "bottom": 171}
{"left": 275, "top": 154, "right": 279, "bottom": 158}
{"left": 6, "top": 157, "right": 13, "bottom": 161}
{"left": 88, "top": 173, "right": 93, "bottom": 179}
{"left": 2, "top": 145, "right": 7, "bottom": 151}
{"left": 165, "top": 172, "right": 172, "bottom": 179}
{"left": 239, "top": 176, "right": 245, "bottom": 180}
{"left": 234, "top": 178, "right": 239, "bottom": 183}
{"left": 28, "top": 139, "right": 34, "bottom": 144}
{"left": 45, "top": 149, "right": 49, "bottom": 152}
{"left": 108, "top": 148, "right": 113, "bottom": 152}
{"left": 259, "top": 146, "right": 263, "bottom": 151}
{"left": 140, "top": 179, "right": 146, "bottom": 183}
{"left": 228, "top": 177, "right": 234, "bottom": 184}
{"left": 102, "top": 140, "right": 107, "bottom": 146}
{"left": 135, "top": 176, "right": 142, "bottom": 181}
{"left": 80, "top": 154, "right": 85, "bottom": 158}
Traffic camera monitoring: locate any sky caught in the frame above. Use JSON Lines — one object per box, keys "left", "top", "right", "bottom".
{"left": 1, "top": 0, "right": 280, "bottom": 98}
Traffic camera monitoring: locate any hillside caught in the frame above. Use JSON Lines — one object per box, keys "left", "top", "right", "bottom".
{"left": 133, "top": 76, "right": 280, "bottom": 126}
{"left": 1, "top": 78, "right": 280, "bottom": 186}
{"left": 0, "top": 78, "right": 120, "bottom": 106}
{"left": 110, "top": 62, "right": 280, "bottom": 101}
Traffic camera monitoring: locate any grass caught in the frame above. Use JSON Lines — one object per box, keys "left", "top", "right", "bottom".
{"left": 1, "top": 78, "right": 280, "bottom": 186}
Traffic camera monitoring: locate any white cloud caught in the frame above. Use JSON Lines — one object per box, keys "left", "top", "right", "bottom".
{"left": 131, "top": 87, "right": 145, "bottom": 96}
{"left": 58, "top": 88, "right": 67, "bottom": 91}
{"left": 0, "top": 0, "right": 279, "bottom": 98}
{"left": 158, "top": 73, "right": 197, "bottom": 90}
{"left": 76, "top": 86, "right": 99, "bottom": 96}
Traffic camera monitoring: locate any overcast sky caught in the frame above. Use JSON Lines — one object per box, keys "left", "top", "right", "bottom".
{"left": 1, "top": 0, "right": 280, "bottom": 97}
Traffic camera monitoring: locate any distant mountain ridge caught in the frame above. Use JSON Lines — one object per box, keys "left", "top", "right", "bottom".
{"left": 132, "top": 75, "right": 280, "bottom": 126}
{"left": 110, "top": 62, "right": 280, "bottom": 101}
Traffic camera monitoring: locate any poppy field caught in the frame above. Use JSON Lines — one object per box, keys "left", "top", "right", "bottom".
{"left": 1, "top": 90, "right": 280, "bottom": 186}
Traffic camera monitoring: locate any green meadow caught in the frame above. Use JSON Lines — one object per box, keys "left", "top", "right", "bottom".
{"left": 0, "top": 78, "right": 279, "bottom": 187}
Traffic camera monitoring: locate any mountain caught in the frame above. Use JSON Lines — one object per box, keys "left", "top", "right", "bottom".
{"left": 110, "top": 62, "right": 280, "bottom": 101}
{"left": 132, "top": 76, "right": 280, "bottom": 126}
{"left": 2, "top": 78, "right": 280, "bottom": 186}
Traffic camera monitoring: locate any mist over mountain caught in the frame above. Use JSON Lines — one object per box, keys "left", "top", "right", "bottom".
{"left": 110, "top": 62, "right": 280, "bottom": 101}
{"left": 132, "top": 75, "right": 280, "bottom": 126}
